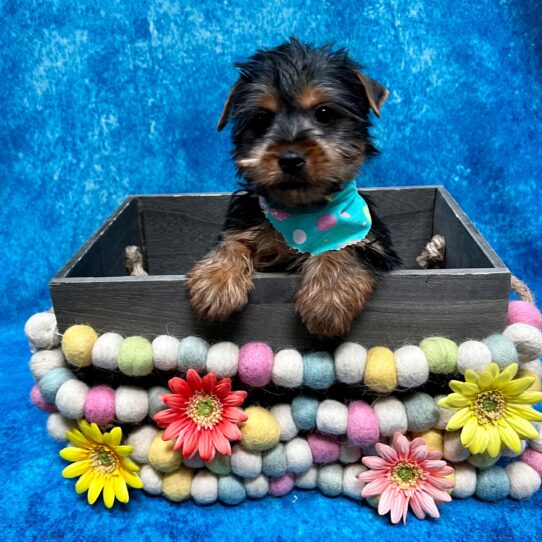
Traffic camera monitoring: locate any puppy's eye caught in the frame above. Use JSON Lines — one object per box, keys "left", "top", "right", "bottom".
{"left": 314, "top": 106, "right": 336, "bottom": 125}
{"left": 249, "top": 111, "right": 274, "bottom": 133}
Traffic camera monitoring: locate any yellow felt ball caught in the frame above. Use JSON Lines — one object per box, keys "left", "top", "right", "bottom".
{"left": 61, "top": 325, "right": 98, "bottom": 367}
{"left": 148, "top": 433, "right": 183, "bottom": 473}
{"left": 517, "top": 369, "right": 541, "bottom": 392}
{"left": 364, "top": 347, "right": 397, "bottom": 394}
{"left": 240, "top": 406, "right": 281, "bottom": 452}
{"left": 413, "top": 428, "right": 443, "bottom": 453}
{"left": 162, "top": 467, "right": 193, "bottom": 502}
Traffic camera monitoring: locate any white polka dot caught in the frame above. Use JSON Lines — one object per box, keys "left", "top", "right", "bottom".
{"left": 293, "top": 229, "right": 307, "bottom": 244}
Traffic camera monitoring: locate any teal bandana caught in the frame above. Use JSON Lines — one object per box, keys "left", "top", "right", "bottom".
{"left": 259, "top": 181, "right": 372, "bottom": 256}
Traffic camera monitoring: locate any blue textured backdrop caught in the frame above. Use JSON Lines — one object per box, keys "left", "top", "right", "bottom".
{"left": 1, "top": 0, "right": 542, "bottom": 540}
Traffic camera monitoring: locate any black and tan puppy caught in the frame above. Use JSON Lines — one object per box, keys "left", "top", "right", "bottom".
{"left": 186, "top": 38, "right": 400, "bottom": 337}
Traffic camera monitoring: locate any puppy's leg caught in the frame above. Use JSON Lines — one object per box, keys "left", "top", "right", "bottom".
{"left": 186, "top": 233, "right": 254, "bottom": 321}
{"left": 295, "top": 249, "right": 375, "bottom": 337}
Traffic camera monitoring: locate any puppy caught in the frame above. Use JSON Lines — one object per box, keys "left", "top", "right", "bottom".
{"left": 186, "top": 38, "right": 401, "bottom": 337}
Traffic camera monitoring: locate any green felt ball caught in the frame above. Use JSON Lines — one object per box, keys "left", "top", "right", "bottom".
{"left": 419, "top": 337, "right": 458, "bottom": 374}
{"left": 118, "top": 336, "right": 154, "bottom": 376}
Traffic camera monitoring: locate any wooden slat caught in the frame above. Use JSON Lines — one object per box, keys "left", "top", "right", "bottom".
{"left": 51, "top": 268, "right": 510, "bottom": 351}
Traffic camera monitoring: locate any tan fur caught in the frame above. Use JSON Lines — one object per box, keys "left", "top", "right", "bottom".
{"left": 186, "top": 225, "right": 301, "bottom": 321}
{"left": 259, "top": 93, "right": 281, "bottom": 113}
{"left": 295, "top": 249, "right": 375, "bottom": 337}
{"left": 297, "top": 86, "right": 328, "bottom": 110}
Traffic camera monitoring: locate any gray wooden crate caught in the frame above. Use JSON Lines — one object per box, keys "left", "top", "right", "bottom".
{"left": 50, "top": 186, "right": 510, "bottom": 350}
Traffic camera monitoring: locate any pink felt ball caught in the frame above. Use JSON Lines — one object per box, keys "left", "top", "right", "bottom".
{"left": 521, "top": 449, "right": 542, "bottom": 476}
{"left": 346, "top": 401, "right": 380, "bottom": 448}
{"left": 30, "top": 384, "right": 57, "bottom": 413}
{"left": 316, "top": 214, "right": 338, "bottom": 232}
{"left": 507, "top": 301, "right": 542, "bottom": 330}
{"left": 84, "top": 385, "right": 116, "bottom": 425}
{"left": 268, "top": 473, "right": 295, "bottom": 496}
{"left": 238, "top": 342, "right": 274, "bottom": 387}
{"left": 307, "top": 432, "right": 340, "bottom": 464}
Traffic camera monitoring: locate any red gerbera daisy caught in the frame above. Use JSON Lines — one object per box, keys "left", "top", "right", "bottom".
{"left": 154, "top": 369, "right": 248, "bottom": 462}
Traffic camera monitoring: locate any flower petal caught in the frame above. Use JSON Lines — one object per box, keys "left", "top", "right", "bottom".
{"left": 103, "top": 477, "right": 115, "bottom": 509}
{"left": 198, "top": 430, "right": 214, "bottom": 462}
{"left": 202, "top": 373, "right": 218, "bottom": 394}
{"left": 362, "top": 456, "right": 390, "bottom": 470}
{"left": 66, "top": 430, "right": 92, "bottom": 449}
{"left": 460, "top": 416, "right": 479, "bottom": 447}
{"left": 377, "top": 485, "right": 395, "bottom": 516}
{"left": 447, "top": 407, "right": 472, "bottom": 431}
{"left": 113, "top": 475, "right": 129, "bottom": 503}
{"left": 390, "top": 488, "right": 407, "bottom": 524}
{"left": 486, "top": 423, "right": 502, "bottom": 457}
{"left": 169, "top": 377, "right": 193, "bottom": 397}
{"left": 375, "top": 443, "right": 398, "bottom": 463}
{"left": 106, "top": 427, "right": 123, "bottom": 447}
{"left": 504, "top": 414, "right": 539, "bottom": 439}
{"left": 392, "top": 433, "right": 410, "bottom": 458}
{"left": 120, "top": 467, "right": 143, "bottom": 489}
{"left": 497, "top": 420, "right": 521, "bottom": 452}
{"left": 79, "top": 421, "right": 103, "bottom": 444}
{"left": 59, "top": 447, "right": 88, "bottom": 462}
{"left": 469, "top": 425, "right": 489, "bottom": 454}
{"left": 416, "top": 489, "right": 440, "bottom": 518}
{"left": 363, "top": 476, "right": 391, "bottom": 498}
{"left": 441, "top": 393, "right": 470, "bottom": 409}
{"left": 464, "top": 369, "right": 480, "bottom": 385}
{"left": 211, "top": 428, "right": 232, "bottom": 457}
{"left": 62, "top": 460, "right": 91, "bottom": 479}
{"left": 75, "top": 469, "right": 95, "bottom": 494}
{"left": 186, "top": 369, "right": 203, "bottom": 391}
{"left": 409, "top": 492, "right": 426, "bottom": 520}
{"left": 506, "top": 404, "right": 542, "bottom": 420}
{"left": 87, "top": 476, "right": 104, "bottom": 505}
{"left": 493, "top": 363, "right": 519, "bottom": 388}
{"left": 449, "top": 381, "right": 479, "bottom": 396}
{"left": 218, "top": 420, "right": 242, "bottom": 441}
{"left": 501, "top": 377, "right": 536, "bottom": 398}
{"left": 508, "top": 392, "right": 542, "bottom": 405}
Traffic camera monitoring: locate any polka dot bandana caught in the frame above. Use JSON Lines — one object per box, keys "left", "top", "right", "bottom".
{"left": 259, "top": 181, "right": 372, "bottom": 256}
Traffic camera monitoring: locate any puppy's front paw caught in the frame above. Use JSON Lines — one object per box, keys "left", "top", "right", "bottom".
{"left": 295, "top": 252, "right": 375, "bottom": 337}
{"left": 186, "top": 243, "right": 254, "bottom": 321}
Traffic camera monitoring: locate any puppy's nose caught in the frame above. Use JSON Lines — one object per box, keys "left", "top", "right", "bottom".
{"left": 278, "top": 151, "right": 306, "bottom": 174}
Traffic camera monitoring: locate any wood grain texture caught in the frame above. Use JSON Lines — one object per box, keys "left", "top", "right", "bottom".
{"left": 50, "top": 186, "right": 511, "bottom": 350}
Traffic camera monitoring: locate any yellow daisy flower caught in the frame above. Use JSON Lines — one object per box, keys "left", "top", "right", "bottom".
{"left": 439, "top": 363, "right": 542, "bottom": 457}
{"left": 59, "top": 420, "right": 143, "bottom": 508}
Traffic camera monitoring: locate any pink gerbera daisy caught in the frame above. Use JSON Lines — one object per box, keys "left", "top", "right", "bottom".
{"left": 153, "top": 369, "right": 248, "bottom": 462}
{"left": 358, "top": 432, "right": 455, "bottom": 524}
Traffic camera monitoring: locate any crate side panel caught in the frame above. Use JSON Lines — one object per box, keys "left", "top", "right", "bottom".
{"left": 51, "top": 269, "right": 509, "bottom": 350}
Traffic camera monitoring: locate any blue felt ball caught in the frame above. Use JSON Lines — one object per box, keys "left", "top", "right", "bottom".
{"left": 178, "top": 336, "right": 209, "bottom": 372}
{"left": 475, "top": 466, "right": 510, "bottom": 502}
{"left": 303, "top": 352, "right": 335, "bottom": 390}
{"left": 291, "top": 396, "right": 319, "bottom": 430}
{"left": 218, "top": 475, "right": 247, "bottom": 505}
{"left": 483, "top": 335, "right": 519, "bottom": 369}
{"left": 262, "top": 444, "right": 287, "bottom": 477}
{"left": 402, "top": 392, "right": 439, "bottom": 432}
{"left": 38, "top": 367, "right": 75, "bottom": 403}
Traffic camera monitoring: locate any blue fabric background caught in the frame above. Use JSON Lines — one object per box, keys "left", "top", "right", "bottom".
{"left": 1, "top": 0, "right": 541, "bottom": 540}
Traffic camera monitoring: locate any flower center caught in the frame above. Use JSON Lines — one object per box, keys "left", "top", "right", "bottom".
{"left": 186, "top": 391, "right": 223, "bottom": 429}
{"left": 90, "top": 445, "right": 119, "bottom": 474}
{"left": 473, "top": 390, "right": 505, "bottom": 423}
{"left": 391, "top": 461, "right": 423, "bottom": 490}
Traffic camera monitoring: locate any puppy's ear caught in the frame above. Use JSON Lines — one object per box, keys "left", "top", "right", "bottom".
{"left": 355, "top": 72, "right": 389, "bottom": 118}
{"left": 217, "top": 81, "right": 241, "bottom": 132}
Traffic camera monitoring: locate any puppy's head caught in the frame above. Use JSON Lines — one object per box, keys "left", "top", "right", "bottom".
{"left": 217, "top": 37, "right": 389, "bottom": 207}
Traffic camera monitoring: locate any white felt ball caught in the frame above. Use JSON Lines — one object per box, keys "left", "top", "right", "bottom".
{"left": 457, "top": 341, "right": 492, "bottom": 374}
{"left": 529, "top": 423, "right": 542, "bottom": 452}
{"left": 505, "top": 461, "right": 542, "bottom": 500}
{"left": 206, "top": 341, "right": 239, "bottom": 378}
{"left": 521, "top": 359, "right": 542, "bottom": 378}
{"left": 443, "top": 431, "right": 470, "bottom": 463}
{"left": 126, "top": 425, "right": 159, "bottom": 464}
{"left": 318, "top": 464, "right": 343, "bottom": 496}
{"left": 24, "top": 311, "right": 60, "bottom": 349}
{"left": 342, "top": 464, "right": 367, "bottom": 500}
{"left": 501, "top": 440, "right": 527, "bottom": 458}
{"left": 272, "top": 349, "right": 303, "bottom": 388}
{"left": 270, "top": 404, "right": 298, "bottom": 441}
{"left": 231, "top": 444, "right": 262, "bottom": 478}
{"left": 191, "top": 470, "right": 218, "bottom": 505}
{"left": 183, "top": 453, "right": 205, "bottom": 469}
{"left": 30, "top": 349, "right": 66, "bottom": 380}
{"left": 244, "top": 475, "right": 269, "bottom": 499}
{"left": 91, "top": 332, "right": 123, "bottom": 370}
{"left": 334, "top": 342, "right": 367, "bottom": 384}
{"left": 152, "top": 335, "right": 180, "bottom": 371}
{"left": 55, "top": 379, "right": 89, "bottom": 419}
{"left": 339, "top": 442, "right": 362, "bottom": 464}
{"left": 394, "top": 345, "right": 429, "bottom": 388}
{"left": 316, "top": 400, "right": 348, "bottom": 436}
{"left": 372, "top": 396, "right": 408, "bottom": 437}
{"left": 435, "top": 394, "right": 454, "bottom": 430}
{"left": 295, "top": 466, "right": 318, "bottom": 489}
{"left": 115, "top": 386, "right": 149, "bottom": 423}
{"left": 503, "top": 324, "right": 542, "bottom": 362}
{"left": 452, "top": 462, "right": 477, "bottom": 499}
{"left": 140, "top": 464, "right": 163, "bottom": 495}
{"left": 46, "top": 413, "right": 75, "bottom": 441}
{"left": 284, "top": 437, "right": 313, "bottom": 473}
